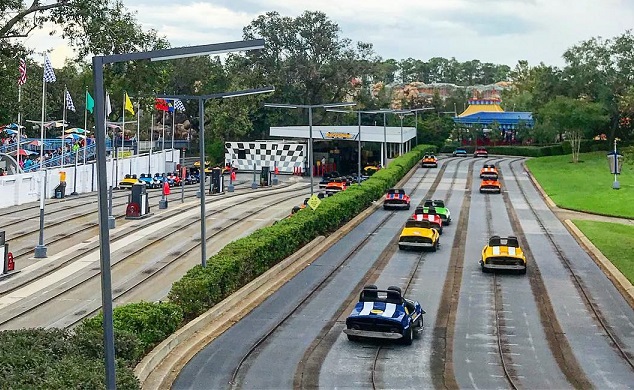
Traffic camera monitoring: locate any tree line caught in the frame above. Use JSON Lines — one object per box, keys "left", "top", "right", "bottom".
{"left": 1, "top": 3, "right": 633, "bottom": 157}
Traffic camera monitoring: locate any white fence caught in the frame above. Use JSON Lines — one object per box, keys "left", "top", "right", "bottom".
{"left": 0, "top": 150, "right": 179, "bottom": 209}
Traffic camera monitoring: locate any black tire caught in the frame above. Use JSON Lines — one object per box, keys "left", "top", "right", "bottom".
{"left": 402, "top": 324, "right": 413, "bottom": 345}
{"left": 481, "top": 264, "right": 490, "bottom": 273}
{"left": 407, "top": 204, "right": 411, "bottom": 210}
{"left": 519, "top": 268, "right": 527, "bottom": 275}
{"left": 347, "top": 334, "right": 361, "bottom": 342}
{"left": 431, "top": 241, "right": 438, "bottom": 252}
{"left": 399, "top": 244, "right": 406, "bottom": 250}
{"left": 415, "top": 316, "right": 423, "bottom": 338}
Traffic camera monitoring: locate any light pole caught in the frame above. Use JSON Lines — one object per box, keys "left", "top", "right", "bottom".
{"left": 395, "top": 110, "right": 414, "bottom": 156}
{"left": 408, "top": 107, "right": 435, "bottom": 147}
{"left": 92, "top": 39, "right": 265, "bottom": 389}
{"left": 326, "top": 108, "right": 387, "bottom": 184}
{"left": 157, "top": 86, "right": 274, "bottom": 269}
{"left": 264, "top": 102, "right": 356, "bottom": 196}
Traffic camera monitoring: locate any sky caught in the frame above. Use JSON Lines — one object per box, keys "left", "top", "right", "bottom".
{"left": 26, "top": 0, "right": 634, "bottom": 70}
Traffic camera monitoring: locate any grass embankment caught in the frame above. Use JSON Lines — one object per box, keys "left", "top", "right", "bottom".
{"left": 572, "top": 220, "right": 634, "bottom": 285}
{"left": 525, "top": 152, "right": 634, "bottom": 218}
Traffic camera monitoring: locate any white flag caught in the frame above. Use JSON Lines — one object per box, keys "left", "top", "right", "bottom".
{"left": 105, "top": 92, "right": 112, "bottom": 117}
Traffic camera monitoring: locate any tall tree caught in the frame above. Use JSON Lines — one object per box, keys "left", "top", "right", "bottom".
{"left": 537, "top": 96, "right": 608, "bottom": 162}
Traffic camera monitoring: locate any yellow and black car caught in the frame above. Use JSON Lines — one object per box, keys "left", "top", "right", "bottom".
{"left": 398, "top": 219, "right": 440, "bottom": 251}
{"left": 119, "top": 174, "right": 144, "bottom": 190}
{"left": 480, "top": 235, "right": 527, "bottom": 274}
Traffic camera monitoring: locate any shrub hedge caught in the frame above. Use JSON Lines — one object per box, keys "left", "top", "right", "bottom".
{"left": 169, "top": 145, "right": 434, "bottom": 320}
{"left": 0, "top": 145, "right": 434, "bottom": 389}
{"left": 441, "top": 140, "right": 611, "bottom": 158}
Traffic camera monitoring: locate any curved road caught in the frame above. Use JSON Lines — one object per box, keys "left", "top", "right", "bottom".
{"left": 174, "top": 157, "right": 634, "bottom": 389}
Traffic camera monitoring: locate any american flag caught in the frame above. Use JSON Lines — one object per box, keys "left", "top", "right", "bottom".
{"left": 65, "top": 89, "right": 76, "bottom": 112}
{"left": 43, "top": 55, "right": 56, "bottom": 83}
{"left": 18, "top": 58, "right": 27, "bottom": 86}
{"left": 174, "top": 99, "right": 186, "bottom": 112}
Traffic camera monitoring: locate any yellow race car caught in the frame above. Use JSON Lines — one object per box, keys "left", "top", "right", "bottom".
{"left": 398, "top": 219, "right": 440, "bottom": 251}
{"left": 480, "top": 235, "right": 527, "bottom": 274}
{"left": 119, "top": 174, "right": 145, "bottom": 189}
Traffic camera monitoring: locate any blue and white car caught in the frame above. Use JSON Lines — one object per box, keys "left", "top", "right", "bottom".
{"left": 344, "top": 285, "right": 425, "bottom": 345}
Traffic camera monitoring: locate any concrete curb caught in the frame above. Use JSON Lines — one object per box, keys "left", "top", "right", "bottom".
{"left": 563, "top": 220, "right": 634, "bottom": 307}
{"left": 523, "top": 162, "right": 634, "bottom": 310}
{"left": 136, "top": 159, "right": 423, "bottom": 389}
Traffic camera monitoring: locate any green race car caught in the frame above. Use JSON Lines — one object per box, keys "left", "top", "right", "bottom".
{"left": 422, "top": 199, "right": 451, "bottom": 225}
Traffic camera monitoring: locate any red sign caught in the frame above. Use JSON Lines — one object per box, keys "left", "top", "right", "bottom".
{"left": 7, "top": 252, "right": 14, "bottom": 272}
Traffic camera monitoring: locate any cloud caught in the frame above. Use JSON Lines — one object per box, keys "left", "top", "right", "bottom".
{"left": 16, "top": 0, "right": 634, "bottom": 68}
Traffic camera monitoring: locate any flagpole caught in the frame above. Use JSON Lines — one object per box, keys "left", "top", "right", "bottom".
{"left": 162, "top": 110, "right": 166, "bottom": 172}
{"left": 35, "top": 55, "right": 49, "bottom": 259}
{"left": 149, "top": 112, "right": 154, "bottom": 173}
{"left": 17, "top": 84, "right": 22, "bottom": 168}
{"left": 136, "top": 93, "right": 140, "bottom": 157}
{"left": 171, "top": 108, "right": 175, "bottom": 162}
{"left": 84, "top": 87, "right": 88, "bottom": 164}
{"left": 62, "top": 87, "right": 67, "bottom": 168}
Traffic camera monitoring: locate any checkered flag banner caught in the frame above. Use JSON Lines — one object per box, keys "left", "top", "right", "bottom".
{"left": 174, "top": 99, "right": 186, "bottom": 112}
{"left": 65, "top": 89, "right": 76, "bottom": 112}
{"left": 43, "top": 55, "right": 56, "bottom": 83}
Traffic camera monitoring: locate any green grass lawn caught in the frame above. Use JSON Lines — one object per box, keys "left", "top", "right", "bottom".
{"left": 525, "top": 152, "right": 634, "bottom": 218}
{"left": 572, "top": 220, "right": 634, "bottom": 285}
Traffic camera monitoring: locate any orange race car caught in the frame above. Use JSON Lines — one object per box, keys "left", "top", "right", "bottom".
{"left": 420, "top": 154, "right": 438, "bottom": 168}
{"left": 480, "top": 164, "right": 499, "bottom": 180}
{"left": 480, "top": 179, "right": 501, "bottom": 194}
{"left": 325, "top": 178, "right": 347, "bottom": 195}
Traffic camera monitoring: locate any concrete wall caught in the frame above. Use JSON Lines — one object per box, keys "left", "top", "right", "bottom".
{"left": 0, "top": 150, "right": 179, "bottom": 209}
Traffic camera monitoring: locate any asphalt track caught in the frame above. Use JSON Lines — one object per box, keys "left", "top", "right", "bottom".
{"left": 174, "top": 157, "right": 634, "bottom": 389}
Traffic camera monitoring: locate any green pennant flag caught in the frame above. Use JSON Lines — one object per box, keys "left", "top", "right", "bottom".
{"left": 86, "top": 90, "right": 95, "bottom": 113}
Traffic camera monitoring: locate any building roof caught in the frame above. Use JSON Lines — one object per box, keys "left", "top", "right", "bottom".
{"left": 457, "top": 101, "right": 505, "bottom": 117}
{"left": 453, "top": 111, "right": 534, "bottom": 130}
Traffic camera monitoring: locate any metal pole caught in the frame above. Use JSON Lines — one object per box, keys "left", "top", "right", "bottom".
{"left": 198, "top": 98, "right": 207, "bottom": 268}
{"left": 136, "top": 97, "right": 140, "bottom": 156}
{"left": 181, "top": 150, "right": 185, "bottom": 203}
{"left": 84, "top": 88, "right": 88, "bottom": 164}
{"left": 383, "top": 112, "right": 387, "bottom": 167}
{"left": 17, "top": 84, "right": 21, "bottom": 168}
{"left": 71, "top": 152, "right": 78, "bottom": 195}
{"left": 357, "top": 111, "right": 361, "bottom": 184}
{"left": 91, "top": 55, "right": 117, "bottom": 390}
{"left": 308, "top": 106, "right": 314, "bottom": 196}
{"left": 399, "top": 115, "right": 404, "bottom": 156}
{"left": 35, "top": 56, "right": 48, "bottom": 259}
{"left": 415, "top": 110, "right": 418, "bottom": 147}
{"left": 149, "top": 113, "right": 153, "bottom": 173}
{"left": 171, "top": 109, "right": 175, "bottom": 162}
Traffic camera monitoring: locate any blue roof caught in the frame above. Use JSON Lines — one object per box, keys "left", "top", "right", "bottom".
{"left": 453, "top": 111, "right": 534, "bottom": 129}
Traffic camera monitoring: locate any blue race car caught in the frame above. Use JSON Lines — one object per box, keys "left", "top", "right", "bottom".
{"left": 344, "top": 285, "right": 425, "bottom": 345}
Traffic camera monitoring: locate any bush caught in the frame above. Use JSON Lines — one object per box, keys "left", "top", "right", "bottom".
{"left": 80, "top": 302, "right": 183, "bottom": 354}
{"left": 169, "top": 144, "right": 435, "bottom": 320}
{"left": 0, "top": 328, "right": 139, "bottom": 390}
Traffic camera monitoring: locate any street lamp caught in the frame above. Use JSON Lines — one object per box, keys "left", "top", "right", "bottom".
{"left": 326, "top": 108, "right": 385, "bottom": 184}
{"left": 92, "top": 39, "right": 265, "bottom": 389}
{"left": 408, "top": 107, "right": 435, "bottom": 146}
{"left": 157, "top": 86, "right": 274, "bottom": 269}
{"left": 394, "top": 110, "right": 414, "bottom": 156}
{"left": 264, "top": 102, "right": 356, "bottom": 196}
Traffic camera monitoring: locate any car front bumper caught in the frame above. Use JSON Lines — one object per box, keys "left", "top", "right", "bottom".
{"left": 399, "top": 241, "right": 434, "bottom": 248}
{"left": 480, "top": 187, "right": 501, "bottom": 193}
{"left": 384, "top": 202, "right": 409, "bottom": 209}
{"left": 480, "top": 261, "right": 526, "bottom": 271}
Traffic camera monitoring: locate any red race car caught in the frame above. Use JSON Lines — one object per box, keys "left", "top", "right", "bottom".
{"left": 412, "top": 206, "right": 443, "bottom": 234}
{"left": 384, "top": 188, "right": 411, "bottom": 210}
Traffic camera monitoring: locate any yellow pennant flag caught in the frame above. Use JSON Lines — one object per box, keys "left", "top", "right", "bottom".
{"left": 124, "top": 92, "right": 135, "bottom": 115}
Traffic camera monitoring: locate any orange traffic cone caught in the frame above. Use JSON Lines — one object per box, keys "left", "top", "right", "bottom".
{"left": 163, "top": 180, "right": 170, "bottom": 195}
{"left": 274, "top": 166, "right": 279, "bottom": 175}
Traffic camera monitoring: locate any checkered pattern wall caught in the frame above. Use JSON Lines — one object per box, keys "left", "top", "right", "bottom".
{"left": 224, "top": 142, "right": 306, "bottom": 173}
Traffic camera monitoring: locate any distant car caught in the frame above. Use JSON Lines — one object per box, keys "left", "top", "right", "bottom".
{"left": 325, "top": 178, "right": 347, "bottom": 195}
{"left": 420, "top": 154, "right": 438, "bottom": 168}
{"left": 480, "top": 235, "right": 527, "bottom": 274}
{"left": 167, "top": 172, "right": 182, "bottom": 187}
{"left": 474, "top": 148, "right": 488, "bottom": 158}
{"left": 412, "top": 206, "right": 443, "bottom": 234}
{"left": 139, "top": 173, "right": 161, "bottom": 189}
{"left": 363, "top": 165, "right": 381, "bottom": 176}
{"left": 480, "top": 164, "right": 499, "bottom": 180}
{"left": 422, "top": 199, "right": 451, "bottom": 225}
{"left": 119, "top": 174, "right": 145, "bottom": 190}
{"left": 384, "top": 188, "right": 411, "bottom": 210}
{"left": 398, "top": 218, "right": 440, "bottom": 251}
{"left": 452, "top": 148, "right": 468, "bottom": 157}
{"left": 480, "top": 179, "right": 501, "bottom": 194}
{"left": 319, "top": 171, "right": 341, "bottom": 188}
{"left": 344, "top": 285, "right": 425, "bottom": 345}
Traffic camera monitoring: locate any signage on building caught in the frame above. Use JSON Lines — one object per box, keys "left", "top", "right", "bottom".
{"left": 324, "top": 132, "right": 353, "bottom": 139}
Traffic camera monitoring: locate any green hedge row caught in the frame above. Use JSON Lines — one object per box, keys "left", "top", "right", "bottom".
{"left": 169, "top": 144, "right": 434, "bottom": 320}
{"left": 0, "top": 145, "right": 434, "bottom": 389}
{"left": 440, "top": 140, "right": 611, "bottom": 158}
